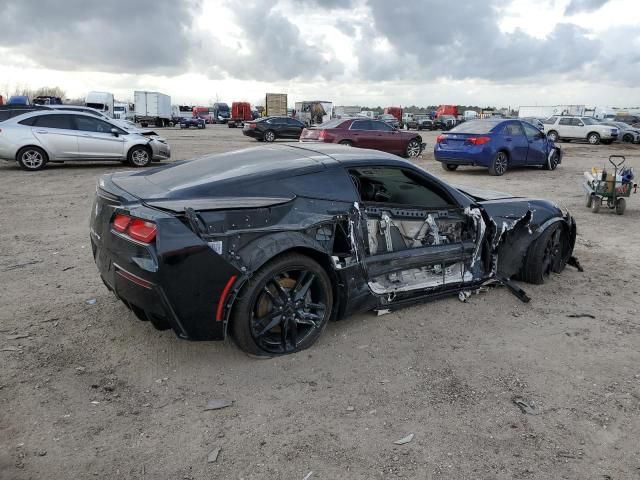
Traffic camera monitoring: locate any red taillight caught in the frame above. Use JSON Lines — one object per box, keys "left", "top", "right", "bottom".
{"left": 112, "top": 214, "right": 131, "bottom": 233}
{"left": 436, "top": 134, "right": 446, "bottom": 143}
{"left": 468, "top": 136, "right": 491, "bottom": 145}
{"left": 318, "top": 129, "right": 326, "bottom": 140}
{"left": 249, "top": 123, "right": 257, "bottom": 129}
{"left": 112, "top": 214, "right": 157, "bottom": 244}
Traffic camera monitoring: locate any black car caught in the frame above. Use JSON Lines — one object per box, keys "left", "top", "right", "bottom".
{"left": 0, "top": 104, "right": 48, "bottom": 122}
{"left": 90, "top": 144, "right": 580, "bottom": 356}
{"left": 406, "top": 116, "right": 435, "bottom": 131}
{"left": 242, "top": 116, "right": 305, "bottom": 142}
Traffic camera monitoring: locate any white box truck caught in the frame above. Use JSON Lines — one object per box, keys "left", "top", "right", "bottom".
{"left": 85, "top": 91, "right": 114, "bottom": 117}
{"left": 134, "top": 91, "right": 172, "bottom": 127}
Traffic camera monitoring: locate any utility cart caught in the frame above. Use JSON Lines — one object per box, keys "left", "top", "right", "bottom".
{"left": 583, "top": 155, "right": 636, "bottom": 215}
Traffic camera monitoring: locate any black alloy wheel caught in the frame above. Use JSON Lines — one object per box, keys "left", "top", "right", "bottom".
{"left": 519, "top": 223, "right": 568, "bottom": 284}
{"left": 232, "top": 254, "right": 332, "bottom": 356}
{"left": 489, "top": 151, "right": 508, "bottom": 176}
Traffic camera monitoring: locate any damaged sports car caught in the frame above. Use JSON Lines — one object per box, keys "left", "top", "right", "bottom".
{"left": 90, "top": 144, "right": 580, "bottom": 356}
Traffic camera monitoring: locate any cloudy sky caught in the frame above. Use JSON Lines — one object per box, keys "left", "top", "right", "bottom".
{"left": 0, "top": 0, "right": 639, "bottom": 108}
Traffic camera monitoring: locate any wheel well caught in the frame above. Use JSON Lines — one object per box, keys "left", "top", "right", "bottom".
{"left": 127, "top": 143, "right": 151, "bottom": 158}
{"left": 16, "top": 145, "right": 49, "bottom": 162}
{"left": 587, "top": 131, "right": 600, "bottom": 138}
{"left": 497, "top": 149, "right": 510, "bottom": 161}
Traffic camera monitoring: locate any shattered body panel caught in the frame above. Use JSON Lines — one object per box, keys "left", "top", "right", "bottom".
{"left": 90, "top": 144, "right": 578, "bottom": 342}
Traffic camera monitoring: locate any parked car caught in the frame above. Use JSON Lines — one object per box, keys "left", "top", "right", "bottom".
{"left": 614, "top": 115, "right": 640, "bottom": 127}
{"left": 32, "top": 95, "right": 63, "bottom": 105}
{"left": 7, "top": 96, "right": 29, "bottom": 105}
{"left": 434, "top": 119, "right": 562, "bottom": 176}
{"left": 0, "top": 111, "right": 170, "bottom": 171}
{"left": 300, "top": 118, "right": 425, "bottom": 157}
{"left": 600, "top": 121, "right": 640, "bottom": 143}
{"left": 434, "top": 115, "right": 457, "bottom": 130}
{"left": 242, "top": 116, "right": 305, "bottom": 142}
{"left": 543, "top": 115, "right": 618, "bottom": 144}
{"left": 415, "top": 115, "right": 435, "bottom": 131}
{"left": 179, "top": 116, "right": 206, "bottom": 129}
{"left": 378, "top": 113, "right": 400, "bottom": 128}
{"left": 89, "top": 143, "right": 579, "bottom": 356}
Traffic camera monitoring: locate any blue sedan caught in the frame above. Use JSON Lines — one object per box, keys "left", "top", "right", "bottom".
{"left": 179, "top": 116, "right": 206, "bottom": 129}
{"left": 434, "top": 119, "right": 562, "bottom": 176}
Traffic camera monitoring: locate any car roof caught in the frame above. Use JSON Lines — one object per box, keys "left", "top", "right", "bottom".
{"left": 6, "top": 109, "right": 116, "bottom": 122}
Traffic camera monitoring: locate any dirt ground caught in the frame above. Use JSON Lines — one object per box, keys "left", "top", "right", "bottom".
{"left": 1, "top": 125, "right": 639, "bottom": 480}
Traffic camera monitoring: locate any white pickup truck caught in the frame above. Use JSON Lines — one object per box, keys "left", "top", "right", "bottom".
{"left": 543, "top": 116, "right": 619, "bottom": 145}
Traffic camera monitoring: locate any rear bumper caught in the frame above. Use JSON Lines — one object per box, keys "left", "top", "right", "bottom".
{"left": 434, "top": 149, "right": 491, "bottom": 167}
{"left": 242, "top": 129, "right": 262, "bottom": 139}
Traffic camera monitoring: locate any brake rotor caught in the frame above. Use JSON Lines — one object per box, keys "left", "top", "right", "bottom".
{"left": 256, "top": 276, "right": 296, "bottom": 318}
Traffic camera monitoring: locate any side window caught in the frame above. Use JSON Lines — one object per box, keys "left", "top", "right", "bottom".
{"left": 351, "top": 120, "right": 371, "bottom": 130}
{"left": 18, "top": 116, "right": 38, "bottom": 126}
{"left": 74, "top": 116, "right": 115, "bottom": 133}
{"left": 372, "top": 121, "right": 393, "bottom": 131}
{"left": 542, "top": 117, "right": 556, "bottom": 125}
{"left": 572, "top": 118, "right": 584, "bottom": 126}
{"left": 503, "top": 123, "right": 525, "bottom": 136}
{"left": 33, "top": 114, "right": 73, "bottom": 130}
{"left": 558, "top": 118, "right": 572, "bottom": 126}
{"left": 522, "top": 122, "right": 542, "bottom": 138}
{"left": 348, "top": 167, "right": 452, "bottom": 208}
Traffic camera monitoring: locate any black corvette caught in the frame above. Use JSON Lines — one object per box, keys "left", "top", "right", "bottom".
{"left": 90, "top": 144, "right": 580, "bottom": 356}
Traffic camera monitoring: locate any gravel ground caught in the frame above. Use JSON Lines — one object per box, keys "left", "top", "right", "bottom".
{"left": 1, "top": 125, "right": 639, "bottom": 479}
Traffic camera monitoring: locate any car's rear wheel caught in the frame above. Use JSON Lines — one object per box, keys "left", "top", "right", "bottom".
{"left": 405, "top": 139, "right": 421, "bottom": 158}
{"left": 520, "top": 223, "right": 568, "bottom": 285}
{"left": 128, "top": 146, "right": 152, "bottom": 167}
{"left": 489, "top": 151, "right": 508, "bottom": 176}
{"left": 231, "top": 253, "right": 333, "bottom": 356}
{"left": 587, "top": 132, "right": 601, "bottom": 145}
{"left": 339, "top": 140, "right": 353, "bottom": 146}
{"left": 622, "top": 134, "right": 634, "bottom": 143}
{"left": 545, "top": 150, "right": 559, "bottom": 170}
{"left": 441, "top": 163, "right": 458, "bottom": 171}
{"left": 547, "top": 130, "right": 559, "bottom": 142}
{"left": 263, "top": 130, "right": 276, "bottom": 142}
{"left": 17, "top": 146, "right": 48, "bottom": 171}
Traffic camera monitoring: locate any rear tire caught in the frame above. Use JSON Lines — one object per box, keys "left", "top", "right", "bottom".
{"left": 489, "top": 151, "right": 508, "bottom": 176}
{"left": 17, "top": 146, "right": 48, "bottom": 171}
{"left": 520, "top": 223, "right": 568, "bottom": 284}
{"left": 441, "top": 163, "right": 458, "bottom": 171}
{"left": 622, "top": 134, "right": 634, "bottom": 143}
{"left": 127, "top": 146, "right": 152, "bottom": 167}
{"left": 263, "top": 130, "right": 276, "bottom": 142}
{"left": 339, "top": 140, "right": 353, "bottom": 147}
{"left": 231, "top": 253, "right": 333, "bottom": 356}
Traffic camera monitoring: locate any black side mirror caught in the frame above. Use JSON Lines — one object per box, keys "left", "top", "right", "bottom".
{"left": 110, "top": 128, "right": 119, "bottom": 137}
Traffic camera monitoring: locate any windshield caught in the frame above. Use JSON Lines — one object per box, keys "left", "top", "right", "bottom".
{"left": 449, "top": 120, "right": 500, "bottom": 134}
{"left": 114, "top": 106, "right": 125, "bottom": 112}
{"left": 581, "top": 117, "right": 598, "bottom": 125}
{"left": 318, "top": 118, "right": 347, "bottom": 128}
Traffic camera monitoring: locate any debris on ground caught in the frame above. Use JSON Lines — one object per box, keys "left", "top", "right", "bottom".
{"left": 85, "top": 299, "right": 97, "bottom": 305}
{"left": 346, "top": 405, "right": 355, "bottom": 411}
{"left": 566, "top": 313, "right": 596, "bottom": 319}
{"left": 303, "top": 472, "right": 313, "bottom": 480}
{"left": 6, "top": 333, "right": 30, "bottom": 340}
{"left": 393, "top": 433, "right": 414, "bottom": 445}
{"left": 204, "top": 399, "right": 233, "bottom": 411}
{"left": 207, "top": 447, "right": 221, "bottom": 463}
{"left": 458, "top": 291, "right": 471, "bottom": 302}
{"left": 512, "top": 397, "right": 540, "bottom": 415}
{"left": 1, "top": 346, "right": 22, "bottom": 352}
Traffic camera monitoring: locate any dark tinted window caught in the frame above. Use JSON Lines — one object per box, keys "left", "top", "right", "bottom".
{"left": 18, "top": 116, "right": 38, "bottom": 126}
{"left": 558, "top": 118, "right": 572, "bottom": 125}
{"left": 349, "top": 167, "right": 452, "bottom": 207}
{"left": 503, "top": 122, "right": 525, "bottom": 136}
{"left": 371, "top": 121, "right": 394, "bottom": 131}
{"left": 522, "top": 122, "right": 542, "bottom": 138}
{"left": 572, "top": 118, "right": 585, "bottom": 126}
{"left": 0, "top": 111, "right": 11, "bottom": 121}
{"left": 351, "top": 120, "right": 371, "bottom": 130}
{"left": 33, "top": 114, "right": 73, "bottom": 129}
{"left": 450, "top": 120, "right": 499, "bottom": 134}
{"left": 287, "top": 118, "right": 304, "bottom": 126}
{"left": 542, "top": 117, "right": 556, "bottom": 125}
{"left": 74, "top": 116, "right": 117, "bottom": 133}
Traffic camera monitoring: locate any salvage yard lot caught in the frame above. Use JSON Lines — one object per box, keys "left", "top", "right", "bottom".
{"left": 1, "top": 125, "right": 639, "bottom": 479}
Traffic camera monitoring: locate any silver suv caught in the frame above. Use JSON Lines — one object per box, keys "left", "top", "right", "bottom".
{"left": 543, "top": 116, "right": 618, "bottom": 145}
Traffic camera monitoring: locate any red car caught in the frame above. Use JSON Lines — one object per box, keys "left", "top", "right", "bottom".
{"left": 300, "top": 118, "right": 425, "bottom": 157}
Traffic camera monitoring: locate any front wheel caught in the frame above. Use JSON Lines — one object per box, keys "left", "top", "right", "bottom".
{"left": 17, "top": 146, "right": 48, "bottom": 171}
{"left": 231, "top": 253, "right": 333, "bottom": 356}
{"left": 622, "top": 134, "right": 634, "bottom": 143}
{"left": 545, "top": 150, "right": 559, "bottom": 170}
{"left": 339, "top": 140, "right": 353, "bottom": 147}
{"left": 489, "top": 151, "right": 508, "bottom": 176}
{"left": 128, "top": 146, "right": 152, "bottom": 167}
{"left": 263, "top": 130, "right": 276, "bottom": 142}
{"left": 587, "top": 132, "right": 601, "bottom": 145}
{"left": 405, "top": 139, "right": 421, "bottom": 158}
{"left": 441, "top": 163, "right": 458, "bottom": 171}
{"left": 520, "top": 223, "right": 569, "bottom": 284}
{"left": 547, "top": 130, "right": 559, "bottom": 142}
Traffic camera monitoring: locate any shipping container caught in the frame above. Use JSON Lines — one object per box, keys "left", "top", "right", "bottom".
{"left": 265, "top": 93, "right": 287, "bottom": 117}
{"left": 134, "top": 91, "right": 172, "bottom": 127}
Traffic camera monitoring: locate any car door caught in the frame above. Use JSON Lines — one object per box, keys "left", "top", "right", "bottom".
{"left": 30, "top": 114, "right": 79, "bottom": 159}
{"left": 74, "top": 116, "right": 126, "bottom": 159}
{"left": 347, "top": 165, "right": 478, "bottom": 296}
{"left": 556, "top": 117, "right": 574, "bottom": 138}
{"left": 501, "top": 122, "right": 528, "bottom": 165}
{"left": 349, "top": 120, "right": 375, "bottom": 148}
{"left": 369, "top": 121, "right": 401, "bottom": 153}
{"left": 522, "top": 121, "right": 548, "bottom": 166}
{"left": 286, "top": 118, "right": 305, "bottom": 138}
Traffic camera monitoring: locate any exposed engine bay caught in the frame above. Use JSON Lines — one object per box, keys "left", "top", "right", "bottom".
{"left": 363, "top": 207, "right": 477, "bottom": 294}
